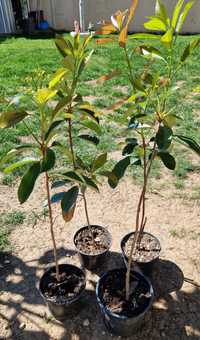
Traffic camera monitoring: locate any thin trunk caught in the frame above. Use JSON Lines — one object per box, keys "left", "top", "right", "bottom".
{"left": 68, "top": 119, "right": 76, "bottom": 169}
{"left": 45, "top": 171, "right": 60, "bottom": 282}
{"left": 82, "top": 190, "right": 95, "bottom": 245}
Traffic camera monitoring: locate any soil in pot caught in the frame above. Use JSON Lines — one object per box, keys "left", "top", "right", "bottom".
{"left": 102, "top": 271, "right": 152, "bottom": 317}
{"left": 123, "top": 232, "right": 161, "bottom": 263}
{"left": 74, "top": 225, "right": 110, "bottom": 256}
{"left": 74, "top": 225, "right": 112, "bottom": 270}
{"left": 40, "top": 264, "right": 86, "bottom": 320}
{"left": 43, "top": 271, "right": 85, "bottom": 304}
{"left": 97, "top": 269, "right": 154, "bottom": 336}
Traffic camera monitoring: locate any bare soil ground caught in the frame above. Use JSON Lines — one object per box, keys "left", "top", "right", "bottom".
{"left": 0, "top": 173, "right": 200, "bottom": 340}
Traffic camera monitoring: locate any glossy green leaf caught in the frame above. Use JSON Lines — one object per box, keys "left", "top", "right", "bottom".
{"left": 55, "top": 35, "right": 73, "bottom": 57}
{"left": 92, "top": 153, "right": 107, "bottom": 172}
{"left": 18, "top": 162, "right": 41, "bottom": 204}
{"left": 82, "top": 175, "right": 99, "bottom": 191}
{"left": 144, "top": 17, "right": 166, "bottom": 31}
{"left": 155, "top": 0, "right": 168, "bottom": 25}
{"left": 4, "top": 158, "right": 38, "bottom": 174}
{"left": 61, "top": 186, "right": 79, "bottom": 213}
{"left": 160, "top": 29, "right": 173, "bottom": 48}
{"left": 139, "top": 45, "right": 166, "bottom": 62}
{"left": 163, "top": 113, "right": 182, "bottom": 128}
{"left": 158, "top": 151, "right": 176, "bottom": 170}
{"left": 49, "top": 68, "right": 67, "bottom": 89}
{"left": 172, "top": 0, "right": 184, "bottom": 29}
{"left": 63, "top": 171, "right": 84, "bottom": 184}
{"left": 112, "top": 156, "right": 130, "bottom": 181}
{"left": 78, "top": 134, "right": 99, "bottom": 145}
{"left": 51, "top": 192, "right": 65, "bottom": 203}
{"left": 41, "top": 149, "right": 56, "bottom": 172}
{"left": 45, "top": 120, "right": 63, "bottom": 141}
{"left": 181, "top": 39, "right": 200, "bottom": 62}
{"left": 61, "top": 55, "right": 75, "bottom": 72}
{"left": 175, "top": 135, "right": 200, "bottom": 156}
{"left": 129, "top": 33, "right": 161, "bottom": 40}
{"left": 80, "top": 120, "right": 101, "bottom": 136}
{"left": 0, "top": 144, "right": 38, "bottom": 168}
{"left": 0, "top": 110, "right": 28, "bottom": 128}
{"left": 51, "top": 180, "right": 68, "bottom": 189}
{"left": 156, "top": 126, "right": 173, "bottom": 150}
{"left": 176, "top": 1, "right": 194, "bottom": 33}
{"left": 52, "top": 96, "right": 71, "bottom": 118}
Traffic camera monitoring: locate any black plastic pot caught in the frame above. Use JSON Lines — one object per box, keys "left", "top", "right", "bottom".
{"left": 121, "top": 232, "right": 161, "bottom": 275}
{"left": 74, "top": 225, "right": 112, "bottom": 271}
{"left": 39, "top": 264, "right": 86, "bottom": 320}
{"left": 96, "top": 268, "right": 154, "bottom": 336}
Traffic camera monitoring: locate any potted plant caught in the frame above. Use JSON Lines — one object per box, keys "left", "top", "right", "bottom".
{"left": 51, "top": 33, "right": 112, "bottom": 270}
{"left": 0, "top": 73, "right": 87, "bottom": 320}
{"left": 96, "top": 0, "right": 200, "bottom": 335}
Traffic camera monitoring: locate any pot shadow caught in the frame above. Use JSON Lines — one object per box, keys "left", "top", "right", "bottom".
{"left": 150, "top": 259, "right": 184, "bottom": 297}
{"left": 38, "top": 247, "right": 76, "bottom": 265}
{"left": 88, "top": 250, "right": 125, "bottom": 277}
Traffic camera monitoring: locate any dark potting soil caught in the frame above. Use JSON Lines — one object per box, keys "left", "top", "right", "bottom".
{"left": 43, "top": 271, "right": 85, "bottom": 304}
{"left": 101, "top": 271, "right": 152, "bottom": 318}
{"left": 75, "top": 226, "right": 110, "bottom": 255}
{"left": 124, "top": 233, "right": 161, "bottom": 263}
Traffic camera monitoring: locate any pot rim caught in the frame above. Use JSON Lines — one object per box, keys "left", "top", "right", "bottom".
{"left": 73, "top": 224, "right": 112, "bottom": 257}
{"left": 96, "top": 268, "right": 154, "bottom": 320}
{"left": 39, "top": 263, "right": 86, "bottom": 305}
{"left": 121, "top": 231, "right": 161, "bottom": 264}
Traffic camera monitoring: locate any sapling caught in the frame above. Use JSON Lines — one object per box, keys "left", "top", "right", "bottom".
{"left": 51, "top": 33, "right": 108, "bottom": 246}
{"left": 97, "top": 0, "right": 200, "bottom": 300}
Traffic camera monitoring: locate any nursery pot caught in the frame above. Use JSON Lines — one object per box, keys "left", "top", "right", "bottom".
{"left": 39, "top": 264, "right": 86, "bottom": 320}
{"left": 96, "top": 268, "right": 154, "bottom": 336}
{"left": 121, "top": 232, "right": 161, "bottom": 275}
{"left": 74, "top": 225, "right": 112, "bottom": 270}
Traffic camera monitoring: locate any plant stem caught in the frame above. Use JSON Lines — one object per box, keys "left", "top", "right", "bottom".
{"left": 68, "top": 118, "right": 76, "bottom": 169}
{"left": 45, "top": 171, "right": 60, "bottom": 282}
{"left": 23, "top": 121, "right": 42, "bottom": 146}
{"left": 82, "top": 189, "right": 95, "bottom": 244}
{"left": 124, "top": 46, "right": 135, "bottom": 91}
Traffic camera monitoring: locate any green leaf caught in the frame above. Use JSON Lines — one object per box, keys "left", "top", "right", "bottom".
{"left": 18, "top": 162, "right": 41, "bottom": 204}
{"left": 172, "top": 0, "right": 184, "bottom": 30}
{"left": 175, "top": 135, "right": 200, "bottom": 156}
{"left": 158, "top": 151, "right": 176, "bottom": 170}
{"left": 55, "top": 35, "right": 73, "bottom": 57}
{"left": 52, "top": 96, "right": 71, "bottom": 118}
{"left": 41, "top": 149, "right": 56, "bottom": 172}
{"left": 51, "top": 180, "right": 68, "bottom": 189}
{"left": 92, "top": 153, "right": 107, "bottom": 172}
{"left": 0, "top": 110, "right": 28, "bottom": 128}
{"left": 155, "top": 0, "right": 168, "bottom": 25}
{"left": 35, "top": 88, "right": 57, "bottom": 105}
{"left": 0, "top": 144, "right": 38, "bottom": 168}
{"left": 144, "top": 17, "right": 166, "bottom": 31}
{"left": 160, "top": 29, "right": 173, "bottom": 48}
{"left": 129, "top": 33, "right": 161, "bottom": 40}
{"left": 63, "top": 171, "right": 84, "bottom": 184}
{"left": 62, "top": 55, "right": 75, "bottom": 72}
{"left": 181, "top": 39, "right": 200, "bottom": 62}
{"left": 82, "top": 175, "right": 99, "bottom": 191}
{"left": 163, "top": 113, "right": 182, "bottom": 128}
{"left": 78, "top": 104, "right": 100, "bottom": 123}
{"left": 4, "top": 158, "right": 38, "bottom": 174}
{"left": 61, "top": 186, "right": 79, "bottom": 213}
{"left": 176, "top": 1, "right": 194, "bottom": 33}
{"left": 156, "top": 126, "right": 173, "bottom": 150}
{"left": 80, "top": 120, "right": 101, "bottom": 136}
{"left": 45, "top": 120, "right": 63, "bottom": 141}
{"left": 51, "top": 192, "right": 65, "bottom": 203}
{"left": 49, "top": 68, "right": 67, "bottom": 89}
{"left": 112, "top": 156, "right": 130, "bottom": 180}
{"left": 139, "top": 45, "right": 166, "bottom": 62}
{"left": 78, "top": 134, "right": 99, "bottom": 145}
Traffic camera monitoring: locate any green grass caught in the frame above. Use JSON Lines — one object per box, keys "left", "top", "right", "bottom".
{"left": 0, "top": 35, "right": 200, "bottom": 184}
{"left": 0, "top": 210, "right": 26, "bottom": 251}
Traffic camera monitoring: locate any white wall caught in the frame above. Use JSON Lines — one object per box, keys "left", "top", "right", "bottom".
{"left": 30, "top": 0, "right": 200, "bottom": 33}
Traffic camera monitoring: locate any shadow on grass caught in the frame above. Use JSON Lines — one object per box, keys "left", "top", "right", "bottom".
{"left": 0, "top": 250, "right": 199, "bottom": 340}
